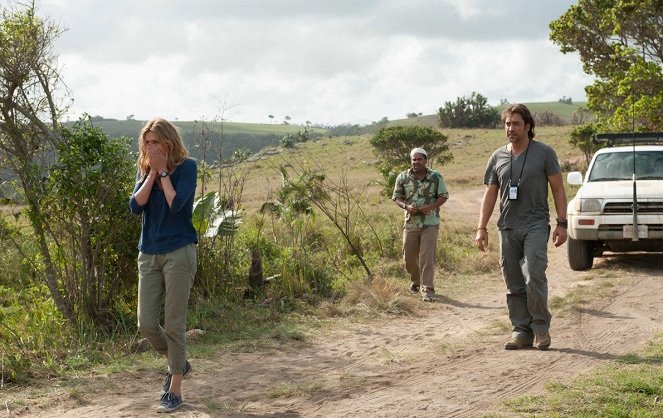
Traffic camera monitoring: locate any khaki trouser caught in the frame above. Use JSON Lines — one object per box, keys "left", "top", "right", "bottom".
{"left": 137, "top": 244, "right": 197, "bottom": 373}
{"left": 498, "top": 224, "right": 551, "bottom": 340}
{"left": 403, "top": 225, "right": 439, "bottom": 292}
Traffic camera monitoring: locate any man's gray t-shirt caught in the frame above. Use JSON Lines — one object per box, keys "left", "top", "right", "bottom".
{"left": 483, "top": 140, "right": 561, "bottom": 230}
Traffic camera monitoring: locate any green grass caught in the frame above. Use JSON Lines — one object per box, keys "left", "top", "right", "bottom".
{"left": 503, "top": 335, "right": 663, "bottom": 417}
{"left": 548, "top": 275, "right": 622, "bottom": 318}
{"left": 185, "top": 296, "right": 330, "bottom": 354}
{"left": 267, "top": 381, "right": 325, "bottom": 399}
{"left": 237, "top": 124, "right": 578, "bottom": 215}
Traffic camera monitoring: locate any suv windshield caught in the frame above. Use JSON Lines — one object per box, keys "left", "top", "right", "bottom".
{"left": 588, "top": 151, "right": 663, "bottom": 181}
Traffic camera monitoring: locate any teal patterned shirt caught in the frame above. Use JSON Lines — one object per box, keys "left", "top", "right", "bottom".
{"left": 392, "top": 168, "right": 449, "bottom": 230}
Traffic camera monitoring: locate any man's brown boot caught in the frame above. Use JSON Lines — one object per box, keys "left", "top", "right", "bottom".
{"left": 504, "top": 336, "right": 533, "bottom": 350}
{"left": 535, "top": 331, "right": 551, "bottom": 350}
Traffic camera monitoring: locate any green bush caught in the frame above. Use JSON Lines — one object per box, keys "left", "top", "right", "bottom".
{"left": 370, "top": 125, "right": 453, "bottom": 196}
{"left": 38, "top": 117, "right": 140, "bottom": 330}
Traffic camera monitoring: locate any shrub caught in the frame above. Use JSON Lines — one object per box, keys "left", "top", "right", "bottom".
{"left": 534, "top": 110, "right": 565, "bottom": 126}
{"left": 437, "top": 92, "right": 500, "bottom": 128}
{"left": 370, "top": 125, "right": 453, "bottom": 196}
{"left": 41, "top": 117, "right": 140, "bottom": 330}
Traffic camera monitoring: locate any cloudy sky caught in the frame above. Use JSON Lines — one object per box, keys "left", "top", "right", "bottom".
{"left": 36, "top": 0, "right": 592, "bottom": 126}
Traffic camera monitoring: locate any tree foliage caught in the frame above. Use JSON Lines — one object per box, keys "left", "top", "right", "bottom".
{"left": 550, "top": 0, "right": 663, "bottom": 131}
{"left": 1, "top": 4, "right": 140, "bottom": 330}
{"left": 534, "top": 110, "right": 565, "bottom": 126}
{"left": 370, "top": 125, "right": 453, "bottom": 196}
{"left": 569, "top": 123, "right": 601, "bottom": 165}
{"left": 192, "top": 191, "right": 243, "bottom": 238}
{"left": 437, "top": 92, "right": 500, "bottom": 129}
{"left": 0, "top": 3, "right": 74, "bottom": 321}
{"left": 43, "top": 118, "right": 139, "bottom": 328}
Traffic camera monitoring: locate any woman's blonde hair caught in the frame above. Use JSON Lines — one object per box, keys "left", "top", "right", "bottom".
{"left": 136, "top": 118, "right": 189, "bottom": 180}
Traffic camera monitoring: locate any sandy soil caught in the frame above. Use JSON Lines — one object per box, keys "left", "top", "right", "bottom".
{"left": 3, "top": 188, "right": 663, "bottom": 417}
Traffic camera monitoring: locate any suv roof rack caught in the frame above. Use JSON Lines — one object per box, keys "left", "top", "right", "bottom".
{"left": 593, "top": 132, "right": 663, "bottom": 146}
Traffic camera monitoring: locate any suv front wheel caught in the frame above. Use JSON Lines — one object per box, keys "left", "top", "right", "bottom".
{"left": 567, "top": 237, "right": 594, "bottom": 271}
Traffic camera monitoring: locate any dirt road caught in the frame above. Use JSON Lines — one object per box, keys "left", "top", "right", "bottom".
{"left": 5, "top": 188, "right": 663, "bottom": 417}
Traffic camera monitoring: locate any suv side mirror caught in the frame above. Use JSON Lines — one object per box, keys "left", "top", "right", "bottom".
{"left": 567, "top": 171, "right": 583, "bottom": 185}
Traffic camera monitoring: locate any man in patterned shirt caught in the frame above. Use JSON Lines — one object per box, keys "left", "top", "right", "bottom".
{"left": 392, "top": 148, "right": 449, "bottom": 301}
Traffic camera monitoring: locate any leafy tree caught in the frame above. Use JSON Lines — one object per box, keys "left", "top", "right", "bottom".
{"left": 0, "top": 3, "right": 73, "bottom": 321}
{"left": 44, "top": 117, "right": 139, "bottom": 328}
{"left": 550, "top": 0, "right": 663, "bottom": 131}
{"left": 1, "top": 5, "right": 140, "bottom": 329}
{"left": 370, "top": 125, "right": 453, "bottom": 195}
{"left": 281, "top": 133, "right": 295, "bottom": 148}
{"left": 437, "top": 92, "right": 500, "bottom": 128}
{"left": 569, "top": 123, "right": 601, "bottom": 165}
{"left": 534, "top": 110, "right": 565, "bottom": 126}
{"left": 572, "top": 107, "right": 593, "bottom": 125}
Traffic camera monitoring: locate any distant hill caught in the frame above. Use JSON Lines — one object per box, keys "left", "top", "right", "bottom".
{"left": 388, "top": 101, "right": 590, "bottom": 129}
{"left": 85, "top": 119, "right": 328, "bottom": 139}
{"left": 78, "top": 119, "right": 328, "bottom": 164}
{"left": 79, "top": 101, "right": 589, "bottom": 163}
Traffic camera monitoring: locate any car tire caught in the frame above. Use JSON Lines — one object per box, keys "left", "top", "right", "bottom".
{"left": 567, "top": 237, "right": 594, "bottom": 271}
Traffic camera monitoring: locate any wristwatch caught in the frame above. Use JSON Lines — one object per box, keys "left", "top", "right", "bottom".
{"left": 159, "top": 171, "right": 169, "bottom": 178}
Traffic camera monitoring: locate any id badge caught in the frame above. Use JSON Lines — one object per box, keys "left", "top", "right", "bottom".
{"left": 508, "top": 186, "right": 518, "bottom": 200}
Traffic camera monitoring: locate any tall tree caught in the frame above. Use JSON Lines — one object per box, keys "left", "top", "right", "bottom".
{"left": 550, "top": 0, "right": 663, "bottom": 131}
{"left": 437, "top": 92, "right": 500, "bottom": 129}
{"left": 0, "top": 3, "right": 72, "bottom": 321}
{"left": 370, "top": 125, "right": 453, "bottom": 196}
{"left": 568, "top": 123, "right": 601, "bottom": 165}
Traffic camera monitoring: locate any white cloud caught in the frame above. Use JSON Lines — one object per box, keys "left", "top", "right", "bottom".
{"left": 38, "top": 0, "right": 589, "bottom": 125}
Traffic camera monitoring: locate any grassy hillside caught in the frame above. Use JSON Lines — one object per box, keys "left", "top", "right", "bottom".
{"left": 83, "top": 101, "right": 586, "bottom": 143}
{"left": 235, "top": 125, "right": 580, "bottom": 216}
{"left": 388, "top": 101, "right": 589, "bottom": 129}
{"left": 87, "top": 119, "right": 328, "bottom": 140}
{"left": 76, "top": 102, "right": 585, "bottom": 168}
{"left": 498, "top": 101, "right": 589, "bottom": 122}
{"left": 81, "top": 119, "right": 328, "bottom": 164}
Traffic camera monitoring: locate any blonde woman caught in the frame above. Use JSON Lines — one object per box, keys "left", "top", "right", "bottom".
{"left": 129, "top": 118, "right": 197, "bottom": 413}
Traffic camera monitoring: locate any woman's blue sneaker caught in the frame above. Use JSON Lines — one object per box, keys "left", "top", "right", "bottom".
{"left": 157, "top": 391, "right": 182, "bottom": 413}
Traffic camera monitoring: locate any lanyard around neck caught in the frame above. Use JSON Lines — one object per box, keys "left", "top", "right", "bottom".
{"left": 509, "top": 141, "right": 530, "bottom": 186}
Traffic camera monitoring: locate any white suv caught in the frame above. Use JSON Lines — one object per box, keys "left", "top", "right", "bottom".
{"left": 566, "top": 133, "right": 663, "bottom": 270}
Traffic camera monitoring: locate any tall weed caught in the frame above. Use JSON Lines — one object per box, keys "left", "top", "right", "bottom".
{"left": 0, "top": 284, "right": 70, "bottom": 382}
{"left": 438, "top": 218, "right": 499, "bottom": 274}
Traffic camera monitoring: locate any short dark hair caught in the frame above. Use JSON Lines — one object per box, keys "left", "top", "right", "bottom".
{"left": 501, "top": 103, "right": 536, "bottom": 139}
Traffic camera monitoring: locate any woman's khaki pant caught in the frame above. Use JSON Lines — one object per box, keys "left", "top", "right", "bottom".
{"left": 137, "top": 244, "right": 197, "bottom": 373}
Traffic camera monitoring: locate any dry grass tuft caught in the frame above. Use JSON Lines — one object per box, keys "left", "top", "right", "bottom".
{"left": 337, "top": 275, "right": 419, "bottom": 316}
